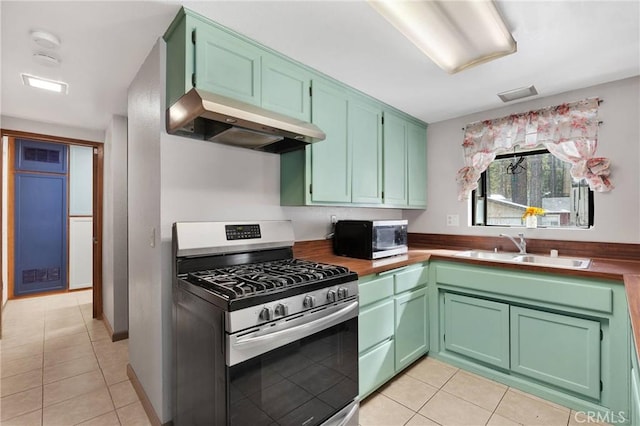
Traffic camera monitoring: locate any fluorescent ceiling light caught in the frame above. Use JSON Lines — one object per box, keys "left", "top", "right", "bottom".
{"left": 21, "top": 73, "right": 68, "bottom": 94}
{"left": 497, "top": 85, "right": 538, "bottom": 102}
{"left": 369, "top": 0, "right": 517, "bottom": 74}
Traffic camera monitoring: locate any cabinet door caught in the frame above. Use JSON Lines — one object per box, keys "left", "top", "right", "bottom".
{"left": 194, "top": 23, "right": 261, "bottom": 105}
{"left": 359, "top": 300, "right": 394, "bottom": 354}
{"left": 359, "top": 339, "right": 395, "bottom": 399}
{"left": 383, "top": 112, "right": 408, "bottom": 206}
{"left": 261, "top": 54, "right": 310, "bottom": 121}
{"left": 407, "top": 123, "right": 427, "bottom": 207}
{"left": 632, "top": 341, "right": 640, "bottom": 426}
{"left": 444, "top": 293, "right": 510, "bottom": 369}
{"left": 632, "top": 366, "right": 640, "bottom": 426}
{"left": 350, "top": 98, "right": 383, "bottom": 204}
{"left": 510, "top": 306, "right": 601, "bottom": 399}
{"left": 395, "top": 287, "right": 428, "bottom": 371}
{"left": 309, "top": 79, "right": 351, "bottom": 203}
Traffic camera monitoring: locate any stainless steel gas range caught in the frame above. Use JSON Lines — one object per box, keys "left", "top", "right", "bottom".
{"left": 172, "top": 220, "right": 359, "bottom": 426}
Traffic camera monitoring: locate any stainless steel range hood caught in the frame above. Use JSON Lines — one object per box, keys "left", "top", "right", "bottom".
{"left": 166, "top": 88, "right": 325, "bottom": 154}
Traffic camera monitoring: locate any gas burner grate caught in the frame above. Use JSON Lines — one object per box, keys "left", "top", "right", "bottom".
{"left": 187, "top": 258, "right": 350, "bottom": 300}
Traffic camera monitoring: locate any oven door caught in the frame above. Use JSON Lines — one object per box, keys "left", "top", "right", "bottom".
{"left": 227, "top": 303, "right": 358, "bottom": 426}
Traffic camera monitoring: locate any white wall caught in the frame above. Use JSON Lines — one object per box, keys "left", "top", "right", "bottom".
{"left": 1, "top": 115, "right": 105, "bottom": 143}
{"left": 2, "top": 137, "right": 7, "bottom": 308}
{"left": 128, "top": 41, "right": 166, "bottom": 421}
{"left": 130, "top": 39, "right": 402, "bottom": 423}
{"left": 405, "top": 76, "right": 640, "bottom": 243}
{"left": 103, "top": 115, "right": 128, "bottom": 334}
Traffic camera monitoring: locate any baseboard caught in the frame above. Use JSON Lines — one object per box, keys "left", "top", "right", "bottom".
{"left": 127, "top": 363, "right": 172, "bottom": 426}
{"left": 102, "top": 315, "right": 128, "bottom": 342}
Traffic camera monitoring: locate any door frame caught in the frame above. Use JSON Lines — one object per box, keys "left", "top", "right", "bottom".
{"left": 1, "top": 129, "right": 104, "bottom": 319}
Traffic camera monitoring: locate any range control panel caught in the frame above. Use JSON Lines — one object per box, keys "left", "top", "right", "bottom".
{"left": 225, "top": 224, "right": 261, "bottom": 240}
{"left": 227, "top": 280, "right": 359, "bottom": 333}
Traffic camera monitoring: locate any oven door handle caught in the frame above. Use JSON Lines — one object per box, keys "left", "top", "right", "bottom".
{"left": 228, "top": 300, "right": 358, "bottom": 365}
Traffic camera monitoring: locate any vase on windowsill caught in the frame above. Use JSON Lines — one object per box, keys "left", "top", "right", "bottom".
{"left": 525, "top": 215, "right": 538, "bottom": 228}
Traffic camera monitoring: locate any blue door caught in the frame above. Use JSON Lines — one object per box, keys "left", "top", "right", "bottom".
{"left": 14, "top": 140, "right": 68, "bottom": 296}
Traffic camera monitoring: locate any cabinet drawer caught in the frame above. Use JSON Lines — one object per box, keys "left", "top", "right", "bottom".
{"left": 359, "top": 339, "right": 395, "bottom": 399}
{"left": 444, "top": 293, "right": 510, "bottom": 369}
{"left": 360, "top": 275, "right": 394, "bottom": 307}
{"left": 510, "top": 306, "right": 600, "bottom": 399}
{"left": 394, "top": 265, "right": 428, "bottom": 294}
{"left": 359, "top": 300, "right": 394, "bottom": 353}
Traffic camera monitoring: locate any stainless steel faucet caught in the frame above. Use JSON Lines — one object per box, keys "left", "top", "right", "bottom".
{"left": 500, "top": 233, "right": 527, "bottom": 254}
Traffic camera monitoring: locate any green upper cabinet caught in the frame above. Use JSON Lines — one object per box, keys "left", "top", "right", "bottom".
{"left": 194, "top": 22, "right": 262, "bottom": 106}
{"left": 383, "top": 112, "right": 428, "bottom": 207}
{"left": 164, "top": 9, "right": 263, "bottom": 107}
{"left": 383, "top": 111, "right": 408, "bottom": 206}
{"left": 351, "top": 96, "right": 383, "bottom": 204}
{"left": 309, "top": 79, "right": 351, "bottom": 203}
{"left": 165, "top": 8, "right": 427, "bottom": 209}
{"left": 408, "top": 122, "right": 427, "bottom": 207}
{"left": 261, "top": 54, "right": 311, "bottom": 122}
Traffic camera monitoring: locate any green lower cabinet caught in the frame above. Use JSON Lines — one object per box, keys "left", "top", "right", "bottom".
{"left": 444, "top": 293, "right": 510, "bottom": 369}
{"left": 632, "top": 336, "right": 640, "bottom": 425}
{"left": 358, "top": 264, "right": 429, "bottom": 398}
{"left": 395, "top": 287, "right": 428, "bottom": 371}
{"left": 359, "top": 300, "right": 394, "bottom": 353}
{"left": 433, "top": 262, "right": 630, "bottom": 421}
{"left": 359, "top": 339, "right": 395, "bottom": 399}
{"left": 510, "top": 306, "right": 601, "bottom": 399}
{"left": 395, "top": 265, "right": 429, "bottom": 294}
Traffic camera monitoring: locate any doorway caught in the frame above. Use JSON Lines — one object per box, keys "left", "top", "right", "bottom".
{"left": 1, "top": 130, "right": 103, "bottom": 322}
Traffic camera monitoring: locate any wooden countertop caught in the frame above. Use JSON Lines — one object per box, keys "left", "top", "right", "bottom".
{"left": 293, "top": 240, "right": 640, "bottom": 367}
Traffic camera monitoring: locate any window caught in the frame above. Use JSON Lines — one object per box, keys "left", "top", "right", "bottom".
{"left": 472, "top": 149, "right": 593, "bottom": 228}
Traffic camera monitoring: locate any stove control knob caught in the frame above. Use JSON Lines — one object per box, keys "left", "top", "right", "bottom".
{"left": 303, "top": 295, "right": 316, "bottom": 308}
{"left": 259, "top": 307, "right": 273, "bottom": 321}
{"left": 337, "top": 287, "right": 349, "bottom": 300}
{"left": 327, "top": 290, "right": 337, "bottom": 303}
{"left": 274, "top": 303, "right": 289, "bottom": 317}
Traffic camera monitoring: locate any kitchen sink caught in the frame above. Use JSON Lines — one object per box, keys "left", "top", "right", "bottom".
{"left": 512, "top": 254, "right": 591, "bottom": 269}
{"left": 454, "top": 250, "right": 591, "bottom": 269}
{"left": 454, "top": 250, "right": 521, "bottom": 262}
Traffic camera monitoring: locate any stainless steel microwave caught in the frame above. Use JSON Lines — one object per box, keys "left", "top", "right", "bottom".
{"left": 333, "top": 219, "right": 408, "bottom": 260}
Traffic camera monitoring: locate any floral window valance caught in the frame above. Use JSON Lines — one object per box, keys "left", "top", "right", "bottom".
{"left": 456, "top": 97, "right": 613, "bottom": 201}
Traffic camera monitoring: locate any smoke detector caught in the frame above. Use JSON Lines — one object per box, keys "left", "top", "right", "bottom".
{"left": 30, "top": 30, "right": 61, "bottom": 49}
{"left": 33, "top": 52, "right": 61, "bottom": 67}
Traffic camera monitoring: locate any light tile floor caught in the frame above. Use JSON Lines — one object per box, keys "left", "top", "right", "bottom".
{"left": 360, "top": 357, "right": 611, "bottom": 426}
{"left": 0, "top": 290, "right": 151, "bottom": 425}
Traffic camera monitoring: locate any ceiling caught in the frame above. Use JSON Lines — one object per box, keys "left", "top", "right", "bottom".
{"left": 1, "top": 1, "right": 639, "bottom": 133}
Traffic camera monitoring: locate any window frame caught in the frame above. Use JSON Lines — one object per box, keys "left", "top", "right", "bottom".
{"left": 471, "top": 148, "right": 595, "bottom": 228}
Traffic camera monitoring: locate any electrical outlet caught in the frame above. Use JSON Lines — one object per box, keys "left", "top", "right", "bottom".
{"left": 330, "top": 215, "right": 337, "bottom": 225}
{"left": 446, "top": 214, "right": 459, "bottom": 227}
